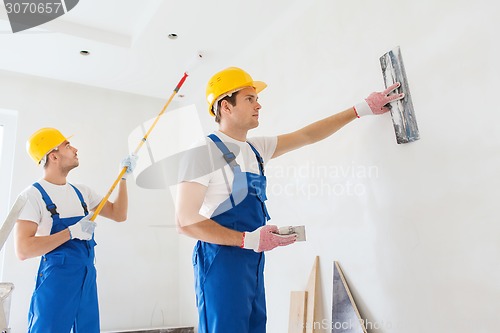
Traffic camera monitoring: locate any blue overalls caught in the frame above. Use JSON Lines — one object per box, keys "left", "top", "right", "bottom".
{"left": 27, "top": 182, "right": 99, "bottom": 333}
{"left": 193, "top": 134, "right": 271, "bottom": 333}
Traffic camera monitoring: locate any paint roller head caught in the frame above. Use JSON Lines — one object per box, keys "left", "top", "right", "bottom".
{"left": 185, "top": 51, "right": 204, "bottom": 74}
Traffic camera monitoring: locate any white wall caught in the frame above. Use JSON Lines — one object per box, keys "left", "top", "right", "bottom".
{"left": 3, "top": 0, "right": 500, "bottom": 332}
{"left": 0, "top": 70, "right": 182, "bottom": 332}
{"left": 175, "top": 0, "right": 500, "bottom": 332}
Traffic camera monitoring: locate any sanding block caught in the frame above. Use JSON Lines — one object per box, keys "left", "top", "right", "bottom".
{"left": 275, "top": 225, "right": 306, "bottom": 242}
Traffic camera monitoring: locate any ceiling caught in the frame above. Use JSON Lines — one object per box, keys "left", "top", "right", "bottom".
{"left": 0, "top": 0, "right": 302, "bottom": 106}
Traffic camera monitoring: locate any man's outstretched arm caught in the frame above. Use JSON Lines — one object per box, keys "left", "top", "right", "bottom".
{"left": 272, "top": 83, "right": 404, "bottom": 159}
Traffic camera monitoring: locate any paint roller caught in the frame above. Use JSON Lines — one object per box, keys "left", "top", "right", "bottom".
{"left": 89, "top": 51, "right": 204, "bottom": 221}
{"left": 380, "top": 46, "right": 419, "bottom": 144}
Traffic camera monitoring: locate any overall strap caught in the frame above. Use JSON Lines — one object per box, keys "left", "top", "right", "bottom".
{"left": 208, "top": 134, "right": 243, "bottom": 208}
{"left": 69, "top": 184, "right": 89, "bottom": 216}
{"left": 246, "top": 141, "right": 265, "bottom": 176}
{"left": 33, "top": 182, "right": 59, "bottom": 217}
{"left": 32, "top": 182, "right": 89, "bottom": 217}
{"left": 208, "top": 134, "right": 265, "bottom": 176}
{"left": 208, "top": 134, "right": 241, "bottom": 172}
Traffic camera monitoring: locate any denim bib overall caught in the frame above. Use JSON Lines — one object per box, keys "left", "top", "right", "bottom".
{"left": 193, "top": 134, "right": 271, "bottom": 333}
{"left": 27, "top": 182, "right": 99, "bottom": 333}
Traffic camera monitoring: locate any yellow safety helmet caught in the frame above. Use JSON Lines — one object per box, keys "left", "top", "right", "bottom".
{"left": 206, "top": 67, "right": 267, "bottom": 116}
{"left": 26, "top": 128, "right": 71, "bottom": 164}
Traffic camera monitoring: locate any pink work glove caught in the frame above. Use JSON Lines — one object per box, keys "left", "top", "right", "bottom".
{"left": 354, "top": 82, "right": 404, "bottom": 117}
{"left": 241, "top": 225, "right": 297, "bottom": 252}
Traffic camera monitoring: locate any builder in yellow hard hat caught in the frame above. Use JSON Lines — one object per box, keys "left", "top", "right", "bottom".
{"left": 176, "top": 67, "right": 403, "bottom": 333}
{"left": 15, "top": 127, "right": 137, "bottom": 333}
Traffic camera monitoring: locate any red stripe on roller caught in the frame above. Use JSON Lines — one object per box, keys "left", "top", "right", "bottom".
{"left": 174, "top": 73, "right": 189, "bottom": 92}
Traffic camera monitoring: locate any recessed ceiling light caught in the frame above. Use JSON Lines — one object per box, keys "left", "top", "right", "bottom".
{"left": 168, "top": 33, "right": 178, "bottom": 40}
{"left": 80, "top": 50, "right": 90, "bottom": 56}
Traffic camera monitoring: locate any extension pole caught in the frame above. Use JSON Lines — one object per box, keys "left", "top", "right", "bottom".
{"left": 90, "top": 53, "right": 203, "bottom": 221}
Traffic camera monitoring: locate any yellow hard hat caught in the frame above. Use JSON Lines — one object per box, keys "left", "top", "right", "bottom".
{"left": 26, "top": 128, "right": 71, "bottom": 164}
{"left": 206, "top": 67, "right": 267, "bottom": 116}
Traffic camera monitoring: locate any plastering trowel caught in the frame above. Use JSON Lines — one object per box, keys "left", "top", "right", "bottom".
{"left": 380, "top": 46, "right": 420, "bottom": 144}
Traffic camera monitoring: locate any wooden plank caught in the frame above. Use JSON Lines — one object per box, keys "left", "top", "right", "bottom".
{"left": 288, "top": 291, "right": 307, "bottom": 333}
{"left": 305, "top": 256, "right": 319, "bottom": 333}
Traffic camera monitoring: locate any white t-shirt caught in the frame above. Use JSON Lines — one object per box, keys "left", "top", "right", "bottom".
{"left": 17, "top": 179, "right": 103, "bottom": 236}
{"left": 183, "top": 131, "right": 277, "bottom": 218}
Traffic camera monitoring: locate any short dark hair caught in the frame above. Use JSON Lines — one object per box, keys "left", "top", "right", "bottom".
{"left": 214, "top": 90, "right": 239, "bottom": 123}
